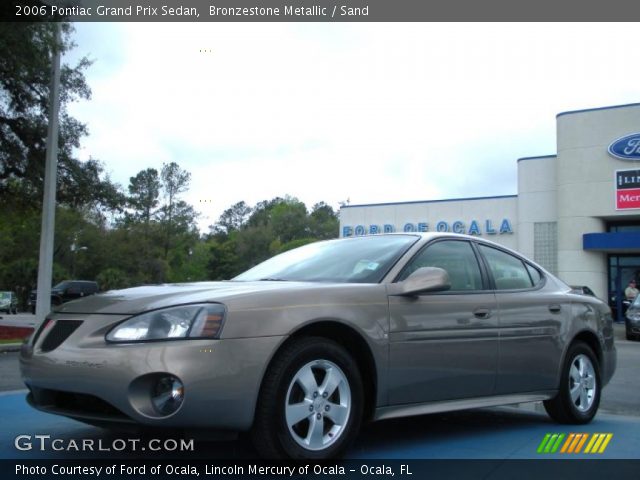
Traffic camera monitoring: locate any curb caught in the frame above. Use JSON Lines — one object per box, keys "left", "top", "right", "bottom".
{"left": 0, "top": 343, "right": 22, "bottom": 353}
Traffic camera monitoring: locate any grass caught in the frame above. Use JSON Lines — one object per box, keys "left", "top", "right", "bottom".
{"left": 0, "top": 338, "right": 23, "bottom": 344}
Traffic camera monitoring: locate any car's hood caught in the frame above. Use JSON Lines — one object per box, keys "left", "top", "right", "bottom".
{"left": 53, "top": 281, "right": 331, "bottom": 315}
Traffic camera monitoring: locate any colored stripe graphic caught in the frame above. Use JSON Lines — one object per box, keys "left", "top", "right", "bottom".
{"left": 575, "top": 433, "right": 589, "bottom": 453}
{"left": 537, "top": 433, "right": 565, "bottom": 453}
{"left": 537, "top": 434, "right": 551, "bottom": 453}
{"left": 538, "top": 433, "right": 613, "bottom": 454}
{"left": 562, "top": 433, "right": 588, "bottom": 453}
{"left": 562, "top": 433, "right": 575, "bottom": 453}
{"left": 584, "top": 433, "right": 614, "bottom": 454}
{"left": 598, "top": 433, "right": 613, "bottom": 453}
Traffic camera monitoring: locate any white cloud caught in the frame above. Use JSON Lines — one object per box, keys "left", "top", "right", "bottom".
{"left": 66, "top": 22, "right": 640, "bottom": 231}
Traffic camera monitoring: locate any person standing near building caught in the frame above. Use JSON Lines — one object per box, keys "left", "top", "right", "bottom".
{"left": 625, "top": 279, "right": 639, "bottom": 302}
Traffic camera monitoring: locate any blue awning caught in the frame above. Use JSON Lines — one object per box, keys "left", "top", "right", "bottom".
{"left": 583, "top": 232, "right": 640, "bottom": 252}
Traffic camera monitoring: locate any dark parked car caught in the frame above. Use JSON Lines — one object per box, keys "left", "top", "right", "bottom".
{"left": 609, "top": 294, "right": 632, "bottom": 322}
{"left": 21, "top": 234, "right": 616, "bottom": 459}
{"left": 0, "top": 291, "right": 18, "bottom": 314}
{"left": 624, "top": 295, "right": 640, "bottom": 341}
{"left": 29, "top": 280, "right": 99, "bottom": 313}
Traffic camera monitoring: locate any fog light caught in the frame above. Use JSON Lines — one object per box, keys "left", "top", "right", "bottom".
{"left": 151, "top": 375, "right": 184, "bottom": 416}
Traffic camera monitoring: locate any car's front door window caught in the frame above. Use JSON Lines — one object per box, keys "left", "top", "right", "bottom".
{"left": 398, "top": 240, "right": 483, "bottom": 291}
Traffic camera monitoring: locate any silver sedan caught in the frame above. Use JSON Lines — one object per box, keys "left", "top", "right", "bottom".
{"left": 20, "top": 233, "right": 616, "bottom": 459}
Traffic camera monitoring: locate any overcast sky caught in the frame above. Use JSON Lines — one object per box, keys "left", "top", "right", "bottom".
{"left": 65, "top": 23, "right": 640, "bottom": 231}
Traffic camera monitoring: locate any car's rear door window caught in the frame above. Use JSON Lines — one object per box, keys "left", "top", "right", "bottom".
{"left": 478, "top": 245, "right": 534, "bottom": 290}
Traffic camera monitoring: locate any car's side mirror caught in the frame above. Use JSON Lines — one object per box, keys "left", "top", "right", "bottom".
{"left": 390, "top": 267, "right": 451, "bottom": 296}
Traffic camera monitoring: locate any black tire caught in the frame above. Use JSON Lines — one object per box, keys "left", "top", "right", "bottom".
{"left": 544, "top": 342, "right": 601, "bottom": 424}
{"left": 251, "top": 337, "right": 363, "bottom": 459}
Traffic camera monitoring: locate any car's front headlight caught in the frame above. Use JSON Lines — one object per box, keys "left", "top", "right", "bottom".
{"left": 106, "top": 303, "right": 226, "bottom": 343}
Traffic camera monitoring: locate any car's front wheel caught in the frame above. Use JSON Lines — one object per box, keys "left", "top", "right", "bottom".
{"left": 251, "top": 337, "right": 363, "bottom": 459}
{"left": 544, "top": 342, "right": 601, "bottom": 424}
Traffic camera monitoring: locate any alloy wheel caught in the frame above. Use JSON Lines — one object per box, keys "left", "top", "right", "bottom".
{"left": 568, "top": 353, "right": 597, "bottom": 412}
{"left": 284, "top": 359, "right": 351, "bottom": 451}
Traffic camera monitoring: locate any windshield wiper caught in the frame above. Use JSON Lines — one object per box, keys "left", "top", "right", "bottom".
{"left": 258, "top": 278, "right": 288, "bottom": 281}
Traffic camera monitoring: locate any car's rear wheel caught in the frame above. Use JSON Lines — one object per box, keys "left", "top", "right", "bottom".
{"left": 544, "top": 342, "right": 601, "bottom": 424}
{"left": 251, "top": 337, "right": 363, "bottom": 459}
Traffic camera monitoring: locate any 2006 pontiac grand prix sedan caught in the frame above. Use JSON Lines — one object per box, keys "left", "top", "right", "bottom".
{"left": 20, "top": 233, "right": 616, "bottom": 459}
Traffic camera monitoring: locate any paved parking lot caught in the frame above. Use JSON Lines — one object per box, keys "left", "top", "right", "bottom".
{"left": 0, "top": 389, "right": 639, "bottom": 460}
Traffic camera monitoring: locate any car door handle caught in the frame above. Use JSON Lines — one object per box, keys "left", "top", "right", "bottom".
{"left": 548, "top": 304, "right": 562, "bottom": 314}
{"left": 473, "top": 308, "right": 492, "bottom": 319}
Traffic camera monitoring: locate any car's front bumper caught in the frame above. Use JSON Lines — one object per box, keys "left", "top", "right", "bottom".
{"left": 626, "top": 318, "right": 640, "bottom": 336}
{"left": 20, "top": 313, "right": 285, "bottom": 431}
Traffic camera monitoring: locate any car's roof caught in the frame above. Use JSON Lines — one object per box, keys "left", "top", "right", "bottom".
{"left": 348, "top": 232, "right": 513, "bottom": 249}
{"left": 348, "top": 232, "right": 494, "bottom": 241}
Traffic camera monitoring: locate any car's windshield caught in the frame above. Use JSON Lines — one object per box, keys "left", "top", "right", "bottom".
{"left": 234, "top": 235, "right": 419, "bottom": 283}
{"left": 53, "top": 281, "right": 70, "bottom": 290}
{"left": 0, "top": 292, "right": 9, "bottom": 300}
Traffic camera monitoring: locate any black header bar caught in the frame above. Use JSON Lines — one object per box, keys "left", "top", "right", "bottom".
{"left": 4, "top": 0, "right": 640, "bottom": 22}
{"left": 3, "top": 459, "right": 640, "bottom": 480}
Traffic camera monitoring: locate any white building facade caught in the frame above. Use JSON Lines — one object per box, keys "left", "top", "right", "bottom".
{"left": 339, "top": 103, "right": 640, "bottom": 314}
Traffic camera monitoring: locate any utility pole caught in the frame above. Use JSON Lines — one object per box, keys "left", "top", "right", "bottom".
{"left": 35, "top": 23, "right": 62, "bottom": 324}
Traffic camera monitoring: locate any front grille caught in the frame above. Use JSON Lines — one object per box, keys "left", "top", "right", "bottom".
{"left": 40, "top": 320, "right": 83, "bottom": 352}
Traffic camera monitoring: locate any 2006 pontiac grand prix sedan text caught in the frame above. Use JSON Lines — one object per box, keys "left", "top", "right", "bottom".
{"left": 20, "top": 233, "right": 616, "bottom": 459}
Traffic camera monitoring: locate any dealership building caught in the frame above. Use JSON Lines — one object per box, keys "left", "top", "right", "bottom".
{"left": 340, "top": 103, "right": 640, "bottom": 309}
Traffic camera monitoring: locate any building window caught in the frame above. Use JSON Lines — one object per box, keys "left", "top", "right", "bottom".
{"left": 607, "top": 221, "right": 640, "bottom": 233}
{"left": 534, "top": 222, "right": 557, "bottom": 275}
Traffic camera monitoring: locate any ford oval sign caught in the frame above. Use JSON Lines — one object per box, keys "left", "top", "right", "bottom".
{"left": 609, "top": 133, "right": 640, "bottom": 160}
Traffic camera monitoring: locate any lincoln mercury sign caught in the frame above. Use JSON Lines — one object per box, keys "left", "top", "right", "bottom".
{"left": 616, "top": 169, "right": 640, "bottom": 210}
{"left": 342, "top": 219, "right": 514, "bottom": 237}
